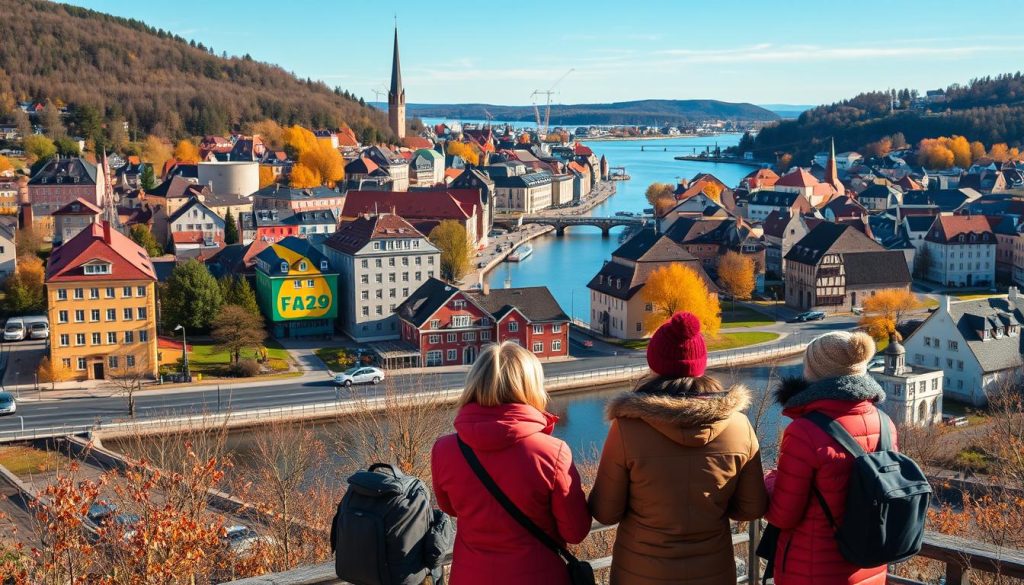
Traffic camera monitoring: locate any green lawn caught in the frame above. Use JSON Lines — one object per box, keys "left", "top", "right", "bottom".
{"left": 942, "top": 399, "right": 989, "bottom": 425}
{"left": 949, "top": 291, "right": 1000, "bottom": 300}
{"left": 0, "top": 445, "right": 62, "bottom": 476}
{"left": 315, "top": 346, "right": 357, "bottom": 372}
{"left": 721, "top": 305, "right": 775, "bottom": 328}
{"left": 619, "top": 331, "right": 779, "bottom": 352}
{"left": 186, "top": 338, "right": 290, "bottom": 375}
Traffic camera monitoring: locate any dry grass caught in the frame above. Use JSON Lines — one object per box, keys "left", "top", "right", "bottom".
{"left": 0, "top": 445, "right": 62, "bottom": 476}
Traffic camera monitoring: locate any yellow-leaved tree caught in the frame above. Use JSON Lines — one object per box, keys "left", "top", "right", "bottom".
{"left": 283, "top": 125, "right": 318, "bottom": 158}
{"left": 0, "top": 155, "right": 13, "bottom": 174}
{"left": 717, "top": 251, "right": 756, "bottom": 301}
{"left": 701, "top": 181, "right": 722, "bottom": 202}
{"left": 173, "top": 140, "right": 200, "bottom": 163}
{"left": 969, "top": 140, "right": 987, "bottom": 162}
{"left": 642, "top": 263, "right": 721, "bottom": 336}
{"left": 259, "top": 165, "right": 277, "bottom": 189}
{"left": 141, "top": 136, "right": 172, "bottom": 175}
{"left": 292, "top": 141, "right": 344, "bottom": 188}
{"left": 644, "top": 182, "right": 675, "bottom": 207}
{"left": 288, "top": 163, "right": 322, "bottom": 189}
{"left": 428, "top": 220, "right": 471, "bottom": 283}
{"left": 446, "top": 141, "right": 480, "bottom": 166}
{"left": 857, "top": 288, "right": 924, "bottom": 340}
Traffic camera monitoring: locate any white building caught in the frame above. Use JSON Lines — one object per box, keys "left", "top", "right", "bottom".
{"left": 870, "top": 336, "right": 943, "bottom": 426}
{"left": 197, "top": 161, "right": 260, "bottom": 198}
{"left": 922, "top": 214, "right": 995, "bottom": 287}
{"left": 903, "top": 291, "right": 1024, "bottom": 406}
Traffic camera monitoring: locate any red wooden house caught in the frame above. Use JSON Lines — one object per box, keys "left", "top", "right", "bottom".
{"left": 395, "top": 278, "right": 570, "bottom": 367}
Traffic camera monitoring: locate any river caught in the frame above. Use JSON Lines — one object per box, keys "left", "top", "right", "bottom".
{"left": 483, "top": 134, "right": 749, "bottom": 321}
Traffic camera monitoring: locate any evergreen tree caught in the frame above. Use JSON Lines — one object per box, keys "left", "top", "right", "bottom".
{"left": 162, "top": 259, "right": 223, "bottom": 331}
{"left": 140, "top": 164, "right": 156, "bottom": 191}
{"left": 224, "top": 209, "right": 239, "bottom": 245}
{"left": 128, "top": 224, "right": 163, "bottom": 257}
{"left": 222, "top": 275, "right": 261, "bottom": 318}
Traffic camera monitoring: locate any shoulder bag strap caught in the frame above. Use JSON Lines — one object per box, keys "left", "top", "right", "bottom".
{"left": 803, "top": 411, "right": 864, "bottom": 532}
{"left": 456, "top": 435, "right": 576, "bottom": 562}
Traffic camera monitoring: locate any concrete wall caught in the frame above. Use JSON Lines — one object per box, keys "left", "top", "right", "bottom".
{"left": 198, "top": 162, "right": 260, "bottom": 198}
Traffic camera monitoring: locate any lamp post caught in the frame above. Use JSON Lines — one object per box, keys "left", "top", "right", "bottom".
{"left": 174, "top": 324, "right": 189, "bottom": 381}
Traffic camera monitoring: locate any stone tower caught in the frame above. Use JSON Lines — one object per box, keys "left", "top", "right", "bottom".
{"left": 388, "top": 26, "right": 406, "bottom": 140}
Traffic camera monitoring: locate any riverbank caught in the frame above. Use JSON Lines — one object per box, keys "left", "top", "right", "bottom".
{"left": 673, "top": 154, "right": 765, "bottom": 167}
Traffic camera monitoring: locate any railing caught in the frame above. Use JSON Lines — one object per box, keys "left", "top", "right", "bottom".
{"left": 0, "top": 342, "right": 807, "bottom": 443}
{"left": 225, "top": 521, "right": 1024, "bottom": 585}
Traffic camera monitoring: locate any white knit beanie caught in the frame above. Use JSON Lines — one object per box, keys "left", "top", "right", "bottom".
{"left": 803, "top": 331, "right": 876, "bottom": 382}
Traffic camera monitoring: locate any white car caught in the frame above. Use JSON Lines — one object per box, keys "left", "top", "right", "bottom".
{"left": 3, "top": 318, "right": 24, "bottom": 342}
{"left": 334, "top": 366, "right": 385, "bottom": 387}
{"left": 222, "top": 525, "right": 272, "bottom": 554}
{"left": 0, "top": 392, "right": 15, "bottom": 416}
{"left": 28, "top": 321, "right": 49, "bottom": 340}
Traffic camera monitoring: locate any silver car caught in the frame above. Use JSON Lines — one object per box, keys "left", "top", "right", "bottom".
{"left": 334, "top": 366, "right": 385, "bottom": 387}
{"left": 0, "top": 392, "right": 14, "bottom": 416}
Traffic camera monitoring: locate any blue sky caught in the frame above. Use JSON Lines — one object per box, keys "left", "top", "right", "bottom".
{"left": 64, "top": 0, "right": 1024, "bottom": 108}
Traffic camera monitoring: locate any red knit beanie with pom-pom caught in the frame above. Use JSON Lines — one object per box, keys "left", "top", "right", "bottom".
{"left": 646, "top": 311, "right": 707, "bottom": 378}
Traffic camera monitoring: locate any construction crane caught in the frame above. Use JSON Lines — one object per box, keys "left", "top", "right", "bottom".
{"left": 531, "top": 68, "right": 574, "bottom": 137}
{"left": 482, "top": 107, "right": 494, "bottom": 129}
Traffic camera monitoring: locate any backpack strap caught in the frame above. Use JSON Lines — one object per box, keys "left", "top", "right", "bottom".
{"left": 803, "top": 411, "right": 867, "bottom": 457}
{"left": 876, "top": 409, "right": 894, "bottom": 452}
{"left": 456, "top": 435, "right": 577, "bottom": 563}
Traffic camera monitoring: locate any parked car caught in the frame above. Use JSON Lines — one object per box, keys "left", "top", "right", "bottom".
{"left": 222, "top": 525, "right": 273, "bottom": 554}
{"left": 334, "top": 366, "right": 385, "bottom": 387}
{"left": 28, "top": 321, "right": 49, "bottom": 340}
{"left": 477, "top": 261, "right": 487, "bottom": 269}
{"left": 792, "top": 311, "right": 826, "bottom": 322}
{"left": 942, "top": 415, "right": 969, "bottom": 427}
{"left": 87, "top": 502, "right": 119, "bottom": 525}
{"left": 0, "top": 392, "right": 15, "bottom": 416}
{"left": 3, "top": 318, "right": 24, "bottom": 342}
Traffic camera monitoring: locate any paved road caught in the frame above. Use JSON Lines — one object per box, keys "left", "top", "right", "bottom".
{"left": 0, "top": 314, "right": 860, "bottom": 437}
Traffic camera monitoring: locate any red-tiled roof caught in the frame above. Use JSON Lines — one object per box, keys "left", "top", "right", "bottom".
{"left": 775, "top": 168, "right": 821, "bottom": 188}
{"left": 326, "top": 213, "right": 426, "bottom": 255}
{"left": 45, "top": 221, "right": 156, "bottom": 283}
{"left": 927, "top": 215, "right": 994, "bottom": 243}
{"left": 342, "top": 190, "right": 472, "bottom": 221}
{"left": 743, "top": 168, "right": 779, "bottom": 189}
{"left": 401, "top": 136, "right": 433, "bottom": 149}
{"left": 573, "top": 142, "right": 594, "bottom": 156}
{"left": 171, "top": 231, "right": 225, "bottom": 245}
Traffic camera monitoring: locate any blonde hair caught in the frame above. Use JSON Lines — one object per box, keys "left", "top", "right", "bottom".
{"left": 458, "top": 341, "right": 548, "bottom": 412}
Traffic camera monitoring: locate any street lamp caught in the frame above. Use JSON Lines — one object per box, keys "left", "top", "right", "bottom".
{"left": 174, "top": 324, "right": 190, "bottom": 381}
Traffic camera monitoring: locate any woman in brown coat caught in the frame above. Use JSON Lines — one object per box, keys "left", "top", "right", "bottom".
{"left": 589, "top": 312, "right": 769, "bottom": 585}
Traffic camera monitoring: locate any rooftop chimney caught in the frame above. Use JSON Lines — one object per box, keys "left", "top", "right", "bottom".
{"left": 103, "top": 220, "right": 112, "bottom": 243}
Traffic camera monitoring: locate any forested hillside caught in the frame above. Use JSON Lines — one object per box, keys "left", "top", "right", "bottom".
{"left": 0, "top": 0, "right": 393, "bottom": 142}
{"left": 735, "top": 72, "right": 1024, "bottom": 163}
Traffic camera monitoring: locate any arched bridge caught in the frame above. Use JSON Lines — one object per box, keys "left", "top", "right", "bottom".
{"left": 495, "top": 215, "right": 648, "bottom": 236}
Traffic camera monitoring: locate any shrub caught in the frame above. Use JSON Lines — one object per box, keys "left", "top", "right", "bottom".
{"left": 229, "top": 358, "right": 261, "bottom": 378}
{"left": 954, "top": 447, "right": 992, "bottom": 474}
{"left": 266, "top": 358, "right": 290, "bottom": 372}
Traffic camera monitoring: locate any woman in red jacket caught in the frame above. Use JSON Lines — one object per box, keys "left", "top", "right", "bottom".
{"left": 431, "top": 341, "right": 592, "bottom": 585}
{"left": 765, "top": 331, "right": 896, "bottom": 585}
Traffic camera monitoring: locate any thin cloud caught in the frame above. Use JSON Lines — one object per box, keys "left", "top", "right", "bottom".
{"left": 651, "top": 43, "right": 1017, "bottom": 64}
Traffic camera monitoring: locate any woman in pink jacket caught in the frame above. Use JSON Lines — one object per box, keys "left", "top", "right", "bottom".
{"left": 431, "top": 341, "right": 592, "bottom": 585}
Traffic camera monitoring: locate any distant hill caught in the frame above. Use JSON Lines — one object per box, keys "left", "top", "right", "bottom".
{"left": 758, "top": 104, "right": 814, "bottom": 119}
{"left": 375, "top": 100, "right": 779, "bottom": 125}
{"left": 0, "top": 0, "right": 393, "bottom": 142}
{"left": 736, "top": 72, "right": 1024, "bottom": 163}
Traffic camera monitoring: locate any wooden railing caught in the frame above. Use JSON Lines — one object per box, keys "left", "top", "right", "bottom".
{"left": 226, "top": 522, "right": 1024, "bottom": 585}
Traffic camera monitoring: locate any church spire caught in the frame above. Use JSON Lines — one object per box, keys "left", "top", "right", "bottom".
{"left": 387, "top": 24, "right": 406, "bottom": 140}
{"left": 825, "top": 137, "right": 843, "bottom": 195}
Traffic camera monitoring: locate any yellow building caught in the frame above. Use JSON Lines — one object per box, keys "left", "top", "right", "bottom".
{"left": 45, "top": 221, "right": 159, "bottom": 381}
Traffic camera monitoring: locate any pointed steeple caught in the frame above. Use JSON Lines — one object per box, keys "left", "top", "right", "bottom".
{"left": 389, "top": 26, "right": 403, "bottom": 98}
{"left": 387, "top": 24, "right": 406, "bottom": 140}
{"left": 825, "top": 137, "right": 843, "bottom": 194}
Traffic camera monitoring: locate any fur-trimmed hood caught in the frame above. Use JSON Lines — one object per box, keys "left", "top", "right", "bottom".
{"left": 774, "top": 374, "right": 885, "bottom": 411}
{"left": 606, "top": 385, "right": 752, "bottom": 447}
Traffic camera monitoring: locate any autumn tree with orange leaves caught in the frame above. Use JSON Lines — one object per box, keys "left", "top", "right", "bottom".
{"left": 717, "top": 251, "right": 756, "bottom": 302}
{"left": 644, "top": 182, "right": 675, "bottom": 208}
{"left": 446, "top": 141, "right": 480, "bottom": 165}
{"left": 857, "top": 289, "right": 924, "bottom": 341}
{"left": 641, "top": 263, "right": 720, "bottom": 336}
{"left": 173, "top": 140, "right": 201, "bottom": 164}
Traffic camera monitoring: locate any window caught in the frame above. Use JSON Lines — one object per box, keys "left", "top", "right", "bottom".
{"left": 61, "top": 358, "right": 71, "bottom": 369}
{"left": 361, "top": 291, "right": 369, "bottom": 300}
{"left": 957, "top": 360, "right": 963, "bottom": 371}
{"left": 74, "top": 310, "right": 85, "bottom": 323}
{"left": 452, "top": 315, "right": 471, "bottom": 328}
{"left": 430, "top": 319, "right": 440, "bottom": 329}
{"left": 552, "top": 340, "right": 562, "bottom": 351}
{"left": 59, "top": 334, "right": 69, "bottom": 346}
{"left": 402, "top": 272, "right": 409, "bottom": 282}
{"left": 428, "top": 334, "right": 441, "bottom": 344}
{"left": 508, "top": 321, "right": 519, "bottom": 332}
{"left": 415, "top": 271, "right": 422, "bottom": 280}
{"left": 948, "top": 340, "right": 958, "bottom": 351}
{"left": 375, "top": 305, "right": 383, "bottom": 315}
{"left": 552, "top": 324, "right": 562, "bottom": 333}
{"left": 139, "top": 331, "right": 148, "bottom": 342}
{"left": 124, "top": 331, "right": 134, "bottom": 343}
{"left": 532, "top": 342, "right": 544, "bottom": 353}
{"left": 107, "top": 332, "right": 117, "bottom": 344}
{"left": 108, "top": 356, "right": 118, "bottom": 369}
{"left": 375, "top": 290, "right": 383, "bottom": 299}
{"left": 126, "top": 355, "right": 135, "bottom": 367}
{"left": 91, "top": 332, "right": 101, "bottom": 345}
{"left": 447, "top": 333, "right": 457, "bottom": 343}
{"left": 645, "top": 303, "right": 653, "bottom": 312}
{"left": 388, "top": 273, "right": 396, "bottom": 283}
{"left": 426, "top": 350, "right": 442, "bottom": 367}
{"left": 106, "top": 287, "right": 115, "bottom": 298}
{"left": 924, "top": 337, "right": 931, "bottom": 347}
{"left": 123, "top": 308, "right": 133, "bottom": 320}
{"left": 107, "top": 309, "right": 116, "bottom": 321}
{"left": 375, "top": 258, "right": 382, "bottom": 268}
{"left": 57, "top": 289, "right": 67, "bottom": 300}
{"left": 637, "top": 322, "right": 643, "bottom": 332}
{"left": 299, "top": 261, "right": 308, "bottom": 271}
{"left": 83, "top": 264, "right": 110, "bottom": 275}
{"left": 58, "top": 310, "right": 68, "bottom": 323}
{"left": 123, "top": 287, "right": 133, "bottom": 297}
{"left": 293, "top": 280, "right": 303, "bottom": 289}
{"left": 77, "top": 358, "right": 87, "bottom": 370}
{"left": 137, "top": 286, "right": 146, "bottom": 297}
{"left": 360, "top": 275, "right": 369, "bottom": 284}
{"left": 446, "top": 349, "right": 457, "bottom": 362}
{"left": 481, "top": 331, "right": 491, "bottom": 341}
{"left": 73, "top": 288, "right": 83, "bottom": 300}
{"left": 533, "top": 324, "right": 544, "bottom": 334}
{"left": 932, "top": 378, "right": 939, "bottom": 390}
{"left": 388, "top": 288, "right": 396, "bottom": 298}
{"left": 75, "top": 333, "right": 86, "bottom": 346}
{"left": 89, "top": 288, "right": 99, "bottom": 299}
{"left": 362, "top": 307, "right": 369, "bottom": 316}
{"left": 307, "top": 279, "right": 315, "bottom": 287}
{"left": 957, "top": 380, "right": 963, "bottom": 390}
{"left": 361, "top": 259, "right": 368, "bottom": 269}
{"left": 138, "top": 307, "right": 147, "bottom": 320}
{"left": 375, "top": 274, "right": 383, "bottom": 284}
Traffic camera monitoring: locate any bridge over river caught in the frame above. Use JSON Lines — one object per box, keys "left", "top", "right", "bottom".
{"left": 494, "top": 215, "right": 648, "bottom": 236}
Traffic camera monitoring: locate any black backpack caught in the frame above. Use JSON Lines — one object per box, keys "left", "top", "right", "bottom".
{"left": 331, "top": 463, "right": 454, "bottom": 585}
{"left": 806, "top": 410, "right": 931, "bottom": 568}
